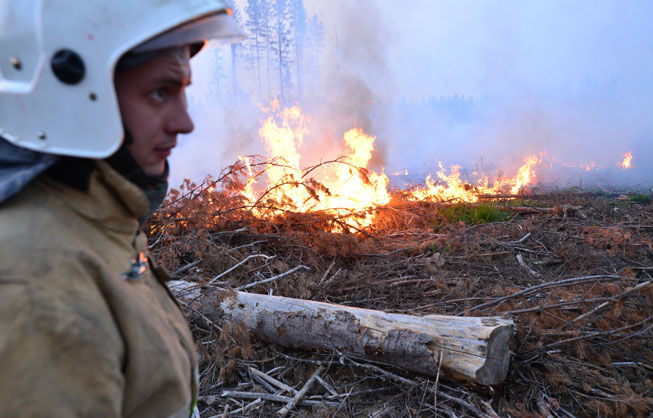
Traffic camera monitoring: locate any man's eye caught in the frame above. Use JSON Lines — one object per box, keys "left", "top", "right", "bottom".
{"left": 150, "top": 88, "right": 168, "bottom": 102}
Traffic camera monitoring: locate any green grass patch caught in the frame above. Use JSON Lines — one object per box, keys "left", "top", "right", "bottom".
{"left": 629, "top": 194, "right": 652, "bottom": 205}
{"left": 501, "top": 198, "right": 552, "bottom": 207}
{"left": 605, "top": 194, "right": 652, "bottom": 207}
{"left": 437, "top": 202, "right": 512, "bottom": 226}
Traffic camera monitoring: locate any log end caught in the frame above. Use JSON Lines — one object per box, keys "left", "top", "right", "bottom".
{"left": 475, "top": 321, "right": 514, "bottom": 385}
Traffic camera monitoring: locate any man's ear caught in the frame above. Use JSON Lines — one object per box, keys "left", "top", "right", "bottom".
{"left": 122, "top": 122, "right": 134, "bottom": 146}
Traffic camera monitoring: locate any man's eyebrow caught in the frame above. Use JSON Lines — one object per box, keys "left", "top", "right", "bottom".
{"left": 150, "top": 76, "right": 191, "bottom": 87}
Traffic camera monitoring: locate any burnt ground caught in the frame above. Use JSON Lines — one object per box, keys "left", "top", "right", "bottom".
{"left": 148, "top": 179, "right": 652, "bottom": 417}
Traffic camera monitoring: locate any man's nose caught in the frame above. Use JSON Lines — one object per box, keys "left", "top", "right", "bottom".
{"left": 166, "top": 94, "right": 194, "bottom": 134}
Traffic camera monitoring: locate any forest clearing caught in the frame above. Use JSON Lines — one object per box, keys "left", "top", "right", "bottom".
{"left": 148, "top": 164, "right": 652, "bottom": 417}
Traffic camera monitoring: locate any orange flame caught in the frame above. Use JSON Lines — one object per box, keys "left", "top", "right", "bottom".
{"left": 508, "top": 153, "right": 543, "bottom": 194}
{"left": 619, "top": 151, "right": 633, "bottom": 170}
{"left": 240, "top": 101, "right": 544, "bottom": 229}
{"left": 408, "top": 152, "right": 544, "bottom": 202}
{"left": 240, "top": 103, "right": 390, "bottom": 230}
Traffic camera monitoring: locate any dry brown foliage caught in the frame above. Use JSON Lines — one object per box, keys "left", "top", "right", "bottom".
{"left": 147, "top": 165, "right": 652, "bottom": 417}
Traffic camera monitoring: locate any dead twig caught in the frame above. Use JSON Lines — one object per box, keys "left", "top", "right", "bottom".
{"left": 568, "top": 280, "right": 650, "bottom": 325}
{"left": 344, "top": 357, "right": 420, "bottom": 388}
{"left": 314, "top": 375, "right": 339, "bottom": 397}
{"left": 228, "top": 240, "right": 269, "bottom": 252}
{"left": 228, "top": 397, "right": 262, "bottom": 416}
{"left": 236, "top": 264, "right": 309, "bottom": 291}
{"left": 543, "top": 316, "right": 652, "bottom": 349}
{"left": 318, "top": 259, "right": 336, "bottom": 285}
{"left": 516, "top": 253, "right": 542, "bottom": 278}
{"left": 219, "top": 390, "right": 339, "bottom": 407}
{"left": 248, "top": 366, "right": 297, "bottom": 395}
{"left": 248, "top": 368, "right": 278, "bottom": 394}
{"left": 209, "top": 254, "right": 275, "bottom": 284}
{"left": 277, "top": 365, "right": 324, "bottom": 416}
{"left": 172, "top": 259, "right": 203, "bottom": 277}
{"left": 433, "top": 350, "right": 443, "bottom": 415}
{"left": 470, "top": 274, "right": 624, "bottom": 312}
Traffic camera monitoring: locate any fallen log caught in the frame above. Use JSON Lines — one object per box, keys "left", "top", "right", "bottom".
{"left": 197, "top": 288, "right": 514, "bottom": 385}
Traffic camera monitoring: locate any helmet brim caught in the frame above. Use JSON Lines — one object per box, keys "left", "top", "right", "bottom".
{"left": 131, "top": 11, "right": 245, "bottom": 56}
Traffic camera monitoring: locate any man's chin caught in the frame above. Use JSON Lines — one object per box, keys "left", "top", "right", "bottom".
{"left": 141, "top": 160, "right": 167, "bottom": 177}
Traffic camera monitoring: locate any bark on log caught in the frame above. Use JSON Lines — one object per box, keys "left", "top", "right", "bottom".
{"left": 198, "top": 289, "right": 514, "bottom": 385}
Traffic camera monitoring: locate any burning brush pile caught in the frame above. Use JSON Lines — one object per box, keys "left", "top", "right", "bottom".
{"left": 147, "top": 104, "right": 652, "bottom": 417}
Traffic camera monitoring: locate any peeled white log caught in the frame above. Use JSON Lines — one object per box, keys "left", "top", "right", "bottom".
{"left": 199, "top": 289, "right": 514, "bottom": 385}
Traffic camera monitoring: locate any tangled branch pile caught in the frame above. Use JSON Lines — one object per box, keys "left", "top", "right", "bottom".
{"left": 147, "top": 161, "right": 652, "bottom": 417}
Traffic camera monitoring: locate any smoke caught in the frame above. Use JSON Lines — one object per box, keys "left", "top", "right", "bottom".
{"left": 292, "top": 0, "right": 396, "bottom": 172}
{"left": 170, "top": 44, "right": 259, "bottom": 187}
{"left": 382, "top": 80, "right": 653, "bottom": 189}
{"left": 327, "top": 0, "right": 653, "bottom": 189}
{"left": 171, "top": 0, "right": 653, "bottom": 191}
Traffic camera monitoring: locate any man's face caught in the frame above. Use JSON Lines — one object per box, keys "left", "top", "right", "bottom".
{"left": 114, "top": 47, "right": 194, "bottom": 176}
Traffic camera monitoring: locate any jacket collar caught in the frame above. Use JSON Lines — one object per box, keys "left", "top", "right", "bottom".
{"left": 41, "top": 160, "right": 151, "bottom": 234}
{"left": 0, "top": 136, "right": 58, "bottom": 205}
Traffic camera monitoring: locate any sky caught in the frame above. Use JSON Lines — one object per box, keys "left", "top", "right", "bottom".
{"left": 305, "top": 0, "right": 653, "bottom": 99}
{"left": 174, "top": 0, "right": 653, "bottom": 190}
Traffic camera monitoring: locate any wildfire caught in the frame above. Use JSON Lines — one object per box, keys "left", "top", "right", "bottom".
{"left": 561, "top": 161, "right": 598, "bottom": 171}
{"left": 408, "top": 153, "right": 544, "bottom": 202}
{"left": 236, "top": 101, "right": 544, "bottom": 230}
{"left": 239, "top": 103, "right": 390, "bottom": 230}
{"left": 619, "top": 151, "right": 633, "bottom": 170}
{"left": 509, "top": 153, "right": 543, "bottom": 194}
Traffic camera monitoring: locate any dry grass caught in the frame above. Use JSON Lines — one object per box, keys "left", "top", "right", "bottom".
{"left": 147, "top": 164, "right": 652, "bottom": 417}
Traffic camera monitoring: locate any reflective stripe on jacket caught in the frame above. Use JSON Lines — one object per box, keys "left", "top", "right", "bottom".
{"left": 0, "top": 160, "right": 198, "bottom": 417}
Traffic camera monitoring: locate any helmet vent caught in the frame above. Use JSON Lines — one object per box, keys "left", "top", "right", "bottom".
{"left": 51, "top": 49, "right": 85, "bottom": 85}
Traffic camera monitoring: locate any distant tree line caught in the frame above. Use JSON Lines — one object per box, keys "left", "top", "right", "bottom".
{"left": 224, "top": 0, "right": 325, "bottom": 103}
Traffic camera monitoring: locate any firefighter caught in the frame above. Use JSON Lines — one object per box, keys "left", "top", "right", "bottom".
{"left": 0, "top": 1, "right": 242, "bottom": 416}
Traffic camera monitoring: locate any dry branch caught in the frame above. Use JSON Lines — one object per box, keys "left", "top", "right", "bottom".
{"left": 470, "top": 274, "right": 625, "bottom": 312}
{"left": 236, "top": 264, "right": 309, "bottom": 290}
{"left": 152, "top": 176, "right": 653, "bottom": 416}
{"left": 516, "top": 253, "right": 541, "bottom": 278}
{"left": 219, "top": 391, "right": 339, "bottom": 408}
{"left": 277, "top": 365, "right": 324, "bottom": 416}
{"left": 248, "top": 366, "right": 296, "bottom": 395}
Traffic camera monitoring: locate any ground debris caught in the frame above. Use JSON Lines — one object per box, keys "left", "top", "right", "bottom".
{"left": 148, "top": 179, "right": 652, "bottom": 417}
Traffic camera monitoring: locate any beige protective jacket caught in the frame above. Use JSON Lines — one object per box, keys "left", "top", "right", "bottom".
{"left": 0, "top": 161, "right": 198, "bottom": 418}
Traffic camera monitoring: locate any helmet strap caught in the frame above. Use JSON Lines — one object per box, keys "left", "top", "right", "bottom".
{"left": 106, "top": 128, "right": 169, "bottom": 226}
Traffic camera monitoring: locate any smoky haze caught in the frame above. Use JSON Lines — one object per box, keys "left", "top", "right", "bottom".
{"left": 172, "top": 0, "right": 653, "bottom": 191}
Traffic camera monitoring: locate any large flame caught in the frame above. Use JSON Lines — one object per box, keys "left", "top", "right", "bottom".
{"left": 619, "top": 151, "right": 633, "bottom": 170}
{"left": 238, "top": 102, "right": 548, "bottom": 230}
{"left": 240, "top": 102, "right": 390, "bottom": 230}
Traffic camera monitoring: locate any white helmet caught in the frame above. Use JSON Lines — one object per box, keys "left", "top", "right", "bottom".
{"left": 0, "top": 0, "right": 242, "bottom": 158}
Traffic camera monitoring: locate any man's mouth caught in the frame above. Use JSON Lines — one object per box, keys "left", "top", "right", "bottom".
{"left": 154, "top": 146, "right": 174, "bottom": 158}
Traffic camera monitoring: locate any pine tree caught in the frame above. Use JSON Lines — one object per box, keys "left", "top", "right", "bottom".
{"left": 272, "top": 0, "right": 291, "bottom": 102}
{"left": 245, "top": 0, "right": 264, "bottom": 98}
{"left": 261, "top": 0, "right": 274, "bottom": 99}
{"left": 305, "top": 14, "right": 325, "bottom": 95}
{"left": 225, "top": 0, "right": 244, "bottom": 96}
{"left": 289, "top": 0, "right": 308, "bottom": 100}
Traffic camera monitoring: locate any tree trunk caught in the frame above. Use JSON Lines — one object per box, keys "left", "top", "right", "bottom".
{"left": 265, "top": 23, "right": 271, "bottom": 99}
{"left": 295, "top": 44, "right": 302, "bottom": 100}
{"left": 277, "top": 34, "right": 284, "bottom": 101}
{"left": 198, "top": 289, "right": 514, "bottom": 385}
{"left": 255, "top": 32, "right": 262, "bottom": 99}
{"left": 230, "top": 44, "right": 238, "bottom": 96}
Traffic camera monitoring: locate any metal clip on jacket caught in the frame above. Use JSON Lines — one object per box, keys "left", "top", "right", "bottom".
{"left": 122, "top": 252, "right": 148, "bottom": 281}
